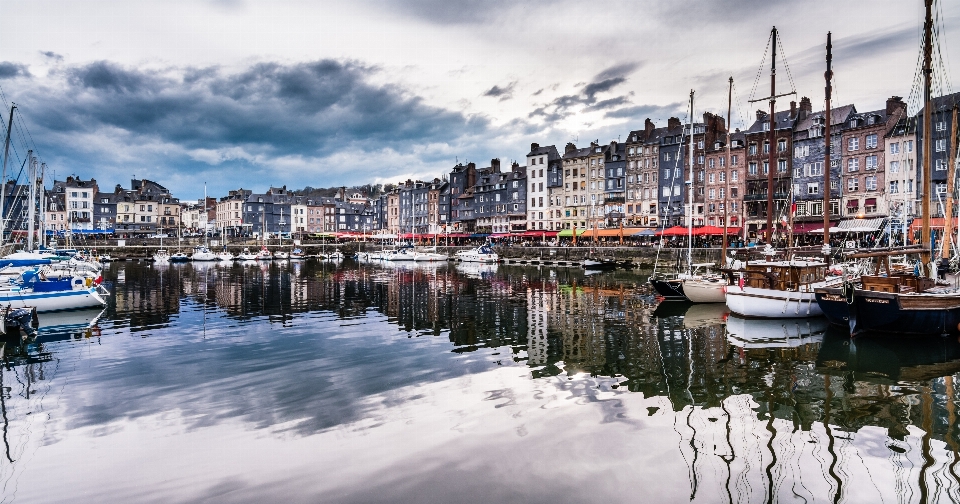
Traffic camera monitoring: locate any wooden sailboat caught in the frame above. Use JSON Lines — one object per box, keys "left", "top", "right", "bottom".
{"left": 815, "top": 0, "right": 960, "bottom": 336}
{"left": 724, "top": 27, "right": 840, "bottom": 319}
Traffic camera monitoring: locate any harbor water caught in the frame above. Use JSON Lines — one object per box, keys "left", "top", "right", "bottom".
{"left": 2, "top": 260, "right": 960, "bottom": 503}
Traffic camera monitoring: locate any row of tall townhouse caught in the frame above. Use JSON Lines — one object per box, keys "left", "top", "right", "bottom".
{"left": 4, "top": 91, "right": 957, "bottom": 240}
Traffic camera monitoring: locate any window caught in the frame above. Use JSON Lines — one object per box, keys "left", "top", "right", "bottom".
{"left": 777, "top": 160, "right": 787, "bottom": 173}
{"left": 936, "top": 159, "right": 947, "bottom": 171}
{"left": 865, "top": 155, "right": 878, "bottom": 170}
{"left": 708, "top": 158, "right": 715, "bottom": 168}
{"left": 936, "top": 139, "right": 946, "bottom": 152}
{"left": 936, "top": 182, "right": 947, "bottom": 195}
{"left": 731, "top": 155, "right": 738, "bottom": 166}
{"left": 848, "top": 137, "right": 859, "bottom": 151}
{"left": 890, "top": 142, "right": 900, "bottom": 154}
{"left": 748, "top": 162, "right": 757, "bottom": 175}
{"left": 808, "top": 182, "right": 820, "bottom": 194}
{"left": 748, "top": 144, "right": 757, "bottom": 155}
{"left": 848, "top": 178, "right": 859, "bottom": 191}
{"left": 906, "top": 140, "right": 914, "bottom": 152}
{"left": 664, "top": 153, "right": 671, "bottom": 162}
{"left": 763, "top": 161, "right": 769, "bottom": 174}
{"left": 778, "top": 139, "right": 786, "bottom": 152}
{"left": 937, "top": 121, "right": 947, "bottom": 132}
{"left": 866, "top": 176, "right": 877, "bottom": 191}
{"left": 866, "top": 134, "right": 878, "bottom": 149}
{"left": 890, "top": 160, "right": 900, "bottom": 173}
{"left": 763, "top": 142, "right": 770, "bottom": 154}
{"left": 847, "top": 158, "right": 859, "bottom": 172}
{"left": 708, "top": 173, "right": 715, "bottom": 183}
{"left": 708, "top": 188, "right": 715, "bottom": 199}
{"left": 889, "top": 180, "right": 899, "bottom": 193}
{"left": 732, "top": 171, "right": 738, "bottom": 181}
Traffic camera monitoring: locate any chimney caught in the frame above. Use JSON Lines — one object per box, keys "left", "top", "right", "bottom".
{"left": 886, "top": 96, "right": 906, "bottom": 116}
{"left": 491, "top": 158, "right": 501, "bottom": 172}
{"left": 466, "top": 163, "right": 476, "bottom": 187}
{"left": 799, "top": 96, "right": 812, "bottom": 113}
{"left": 755, "top": 110, "right": 767, "bottom": 121}
{"left": 511, "top": 161, "right": 520, "bottom": 172}
{"left": 530, "top": 142, "right": 539, "bottom": 152}
{"left": 668, "top": 117, "right": 681, "bottom": 129}
{"left": 790, "top": 100, "right": 797, "bottom": 117}
{"left": 645, "top": 118, "right": 655, "bottom": 136}
{"left": 565, "top": 142, "right": 577, "bottom": 154}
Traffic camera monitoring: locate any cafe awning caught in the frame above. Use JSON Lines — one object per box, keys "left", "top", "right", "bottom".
{"left": 793, "top": 221, "right": 836, "bottom": 234}
{"left": 837, "top": 217, "right": 885, "bottom": 233}
{"left": 557, "top": 228, "right": 587, "bottom": 238}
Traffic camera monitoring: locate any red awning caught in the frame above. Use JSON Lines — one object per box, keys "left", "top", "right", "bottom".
{"left": 847, "top": 199, "right": 859, "bottom": 207}
{"left": 793, "top": 221, "right": 837, "bottom": 234}
{"left": 865, "top": 198, "right": 877, "bottom": 206}
{"left": 655, "top": 225, "right": 688, "bottom": 236}
{"left": 692, "top": 225, "right": 741, "bottom": 235}
{"left": 518, "top": 230, "right": 559, "bottom": 238}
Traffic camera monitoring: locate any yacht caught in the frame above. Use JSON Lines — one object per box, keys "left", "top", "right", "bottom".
{"left": 191, "top": 246, "right": 219, "bottom": 261}
{"left": 455, "top": 245, "right": 499, "bottom": 263}
{"left": 237, "top": 248, "right": 257, "bottom": 260}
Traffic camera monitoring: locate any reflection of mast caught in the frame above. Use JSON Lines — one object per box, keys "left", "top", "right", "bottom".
{"left": 763, "top": 392, "right": 778, "bottom": 503}
{"left": 0, "top": 362, "right": 13, "bottom": 463}
{"left": 822, "top": 374, "right": 843, "bottom": 503}
{"left": 919, "top": 385, "right": 935, "bottom": 504}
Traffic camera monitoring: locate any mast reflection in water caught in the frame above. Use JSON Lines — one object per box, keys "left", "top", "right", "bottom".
{"left": 0, "top": 260, "right": 959, "bottom": 503}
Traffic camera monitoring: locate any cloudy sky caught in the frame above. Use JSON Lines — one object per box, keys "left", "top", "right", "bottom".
{"left": 0, "top": 0, "right": 957, "bottom": 199}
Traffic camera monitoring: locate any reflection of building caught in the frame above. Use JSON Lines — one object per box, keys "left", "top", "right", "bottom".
{"left": 526, "top": 285, "right": 556, "bottom": 366}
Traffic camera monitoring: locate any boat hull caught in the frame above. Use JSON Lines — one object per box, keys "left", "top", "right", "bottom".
{"left": 824, "top": 288, "right": 960, "bottom": 337}
{"left": 725, "top": 285, "right": 823, "bottom": 318}
{"left": 0, "top": 287, "right": 106, "bottom": 312}
{"left": 681, "top": 278, "right": 726, "bottom": 303}
{"left": 650, "top": 279, "right": 687, "bottom": 301}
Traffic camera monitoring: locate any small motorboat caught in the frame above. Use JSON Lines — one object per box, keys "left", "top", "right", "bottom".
{"left": 169, "top": 251, "right": 190, "bottom": 262}
{"left": 236, "top": 248, "right": 257, "bottom": 260}
{"left": 327, "top": 250, "right": 344, "bottom": 261}
{"left": 274, "top": 250, "right": 289, "bottom": 260}
{"left": 455, "top": 245, "right": 498, "bottom": 263}
{"left": 191, "top": 246, "right": 219, "bottom": 261}
{"left": 216, "top": 251, "right": 236, "bottom": 262}
{"left": 290, "top": 248, "right": 305, "bottom": 260}
{"left": 153, "top": 249, "right": 170, "bottom": 263}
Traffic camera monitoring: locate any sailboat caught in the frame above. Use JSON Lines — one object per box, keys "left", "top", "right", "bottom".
{"left": 274, "top": 208, "right": 289, "bottom": 260}
{"left": 816, "top": 0, "right": 960, "bottom": 336}
{"left": 683, "top": 79, "right": 736, "bottom": 303}
{"left": 649, "top": 96, "right": 696, "bottom": 301}
{"left": 724, "top": 27, "right": 843, "bottom": 319}
{"left": 192, "top": 185, "right": 218, "bottom": 261}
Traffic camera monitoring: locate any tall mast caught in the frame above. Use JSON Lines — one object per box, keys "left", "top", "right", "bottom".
{"left": 27, "top": 151, "right": 35, "bottom": 251}
{"left": 39, "top": 163, "right": 46, "bottom": 249}
{"left": 687, "top": 89, "right": 695, "bottom": 271}
{"left": 723, "top": 77, "right": 732, "bottom": 260}
{"left": 921, "top": 0, "right": 933, "bottom": 273}
{"left": 766, "top": 27, "right": 778, "bottom": 244}
{"left": 0, "top": 104, "right": 15, "bottom": 246}
{"left": 823, "top": 32, "right": 833, "bottom": 256}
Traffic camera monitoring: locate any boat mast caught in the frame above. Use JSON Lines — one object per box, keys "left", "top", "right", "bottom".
{"left": 687, "top": 89, "right": 694, "bottom": 272}
{"left": 39, "top": 163, "right": 46, "bottom": 249}
{"left": 766, "top": 27, "right": 777, "bottom": 245}
{"left": 0, "top": 104, "right": 15, "bottom": 247}
{"left": 723, "top": 77, "right": 732, "bottom": 260}
{"left": 921, "top": 0, "right": 933, "bottom": 274}
{"left": 27, "top": 151, "right": 35, "bottom": 251}
{"left": 824, "top": 32, "right": 833, "bottom": 258}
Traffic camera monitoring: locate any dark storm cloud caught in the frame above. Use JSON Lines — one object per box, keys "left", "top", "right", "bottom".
{"left": 383, "top": 0, "right": 561, "bottom": 24}
{"left": 40, "top": 51, "right": 63, "bottom": 62}
{"left": 482, "top": 81, "right": 516, "bottom": 101}
{"left": 531, "top": 63, "right": 638, "bottom": 121}
{"left": 0, "top": 62, "right": 30, "bottom": 79}
{"left": 18, "top": 58, "right": 486, "bottom": 162}
{"left": 605, "top": 102, "right": 684, "bottom": 121}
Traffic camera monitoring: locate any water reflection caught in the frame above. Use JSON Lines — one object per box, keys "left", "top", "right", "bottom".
{"left": 0, "top": 260, "right": 958, "bottom": 502}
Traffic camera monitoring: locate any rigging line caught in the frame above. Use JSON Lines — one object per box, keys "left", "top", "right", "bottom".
{"left": 748, "top": 31, "right": 773, "bottom": 104}
{"left": 13, "top": 108, "right": 42, "bottom": 167}
{"left": 933, "top": 0, "right": 953, "bottom": 96}
{"left": 775, "top": 33, "right": 798, "bottom": 98}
